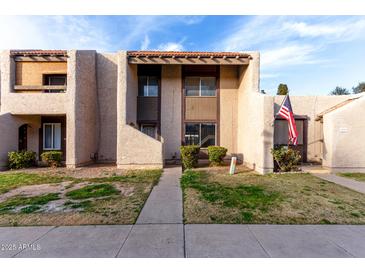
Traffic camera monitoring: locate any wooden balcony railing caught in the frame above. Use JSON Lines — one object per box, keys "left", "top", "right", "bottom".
{"left": 13, "top": 85, "right": 67, "bottom": 92}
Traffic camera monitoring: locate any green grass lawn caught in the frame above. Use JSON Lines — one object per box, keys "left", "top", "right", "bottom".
{"left": 338, "top": 173, "right": 365, "bottom": 182}
{"left": 182, "top": 168, "right": 365, "bottom": 224}
{"left": 0, "top": 173, "right": 69, "bottom": 194}
{"left": 0, "top": 169, "right": 162, "bottom": 226}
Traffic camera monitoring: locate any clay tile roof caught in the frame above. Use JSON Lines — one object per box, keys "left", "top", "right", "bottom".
{"left": 10, "top": 50, "right": 67, "bottom": 56}
{"left": 127, "top": 51, "right": 251, "bottom": 58}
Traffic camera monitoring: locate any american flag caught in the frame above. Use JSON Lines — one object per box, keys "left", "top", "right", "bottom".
{"left": 277, "top": 95, "right": 298, "bottom": 145}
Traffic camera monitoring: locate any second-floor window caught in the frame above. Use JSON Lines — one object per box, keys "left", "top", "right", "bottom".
{"left": 138, "top": 76, "right": 159, "bottom": 97}
{"left": 43, "top": 74, "right": 67, "bottom": 93}
{"left": 185, "top": 77, "right": 216, "bottom": 96}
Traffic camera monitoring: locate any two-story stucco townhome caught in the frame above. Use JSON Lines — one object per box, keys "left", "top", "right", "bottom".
{"left": 1, "top": 50, "right": 364, "bottom": 173}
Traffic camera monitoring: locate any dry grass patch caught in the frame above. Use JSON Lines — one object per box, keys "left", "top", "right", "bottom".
{"left": 0, "top": 167, "right": 162, "bottom": 226}
{"left": 182, "top": 168, "right": 365, "bottom": 224}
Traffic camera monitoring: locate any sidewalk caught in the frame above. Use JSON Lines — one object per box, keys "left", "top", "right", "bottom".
{"left": 1, "top": 224, "right": 365, "bottom": 258}
{"left": 312, "top": 173, "right": 365, "bottom": 194}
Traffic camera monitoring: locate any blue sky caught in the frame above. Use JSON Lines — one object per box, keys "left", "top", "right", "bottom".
{"left": 0, "top": 15, "right": 364, "bottom": 95}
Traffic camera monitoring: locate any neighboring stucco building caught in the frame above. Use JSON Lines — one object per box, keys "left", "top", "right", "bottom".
{"left": 0, "top": 49, "right": 364, "bottom": 173}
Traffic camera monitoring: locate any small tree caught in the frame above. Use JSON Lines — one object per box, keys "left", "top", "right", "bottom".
{"left": 330, "top": 86, "right": 350, "bottom": 95}
{"left": 277, "top": 83, "right": 289, "bottom": 95}
{"left": 352, "top": 82, "right": 365, "bottom": 94}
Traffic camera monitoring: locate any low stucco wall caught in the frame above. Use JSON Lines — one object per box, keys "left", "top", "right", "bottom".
{"left": 322, "top": 95, "right": 365, "bottom": 171}
{"left": 274, "top": 95, "right": 352, "bottom": 163}
{"left": 116, "top": 51, "right": 163, "bottom": 168}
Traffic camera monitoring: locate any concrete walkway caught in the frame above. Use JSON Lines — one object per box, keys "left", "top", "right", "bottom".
{"left": 136, "top": 166, "right": 183, "bottom": 224}
{"left": 312, "top": 173, "right": 365, "bottom": 194}
{"left": 1, "top": 224, "right": 365, "bottom": 258}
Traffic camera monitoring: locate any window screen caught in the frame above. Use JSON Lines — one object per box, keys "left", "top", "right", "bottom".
{"left": 185, "top": 77, "right": 216, "bottom": 96}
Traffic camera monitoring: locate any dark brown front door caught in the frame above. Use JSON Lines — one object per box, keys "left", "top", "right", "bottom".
{"left": 18, "top": 124, "right": 28, "bottom": 151}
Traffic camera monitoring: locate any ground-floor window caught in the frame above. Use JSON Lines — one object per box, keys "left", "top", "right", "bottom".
{"left": 140, "top": 124, "right": 157, "bottom": 139}
{"left": 43, "top": 123, "right": 61, "bottom": 150}
{"left": 184, "top": 123, "right": 216, "bottom": 147}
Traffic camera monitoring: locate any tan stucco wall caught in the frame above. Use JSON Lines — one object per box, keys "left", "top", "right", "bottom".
{"left": 15, "top": 61, "right": 67, "bottom": 87}
{"left": 236, "top": 52, "right": 273, "bottom": 174}
{"left": 274, "top": 95, "right": 351, "bottom": 163}
{"left": 96, "top": 53, "right": 118, "bottom": 162}
{"left": 161, "top": 65, "right": 182, "bottom": 160}
{"left": 322, "top": 95, "right": 365, "bottom": 171}
{"left": 0, "top": 51, "right": 67, "bottom": 115}
{"left": 220, "top": 65, "right": 238, "bottom": 155}
{"left": 66, "top": 50, "right": 98, "bottom": 167}
{"left": 116, "top": 51, "right": 163, "bottom": 168}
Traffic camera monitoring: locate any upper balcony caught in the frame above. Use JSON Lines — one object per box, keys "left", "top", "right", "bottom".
{"left": 0, "top": 50, "right": 68, "bottom": 115}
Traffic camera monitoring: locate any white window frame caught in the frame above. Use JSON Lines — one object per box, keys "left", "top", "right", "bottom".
{"left": 43, "top": 123, "right": 61, "bottom": 150}
{"left": 185, "top": 77, "right": 216, "bottom": 97}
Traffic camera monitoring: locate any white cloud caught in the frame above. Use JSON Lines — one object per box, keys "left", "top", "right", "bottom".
{"left": 282, "top": 18, "right": 365, "bottom": 40}
{"left": 261, "top": 44, "right": 321, "bottom": 68}
{"left": 0, "top": 16, "right": 196, "bottom": 51}
{"left": 0, "top": 16, "right": 112, "bottom": 51}
{"left": 157, "top": 42, "right": 184, "bottom": 51}
{"left": 219, "top": 16, "right": 287, "bottom": 51}
{"left": 140, "top": 35, "right": 150, "bottom": 50}
{"left": 178, "top": 16, "right": 205, "bottom": 25}
{"left": 218, "top": 16, "right": 365, "bottom": 72}
{"left": 260, "top": 73, "right": 280, "bottom": 79}
{"left": 283, "top": 22, "right": 343, "bottom": 37}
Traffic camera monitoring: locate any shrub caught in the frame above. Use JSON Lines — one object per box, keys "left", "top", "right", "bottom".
{"left": 41, "top": 151, "right": 63, "bottom": 168}
{"left": 8, "top": 151, "right": 36, "bottom": 169}
{"left": 271, "top": 146, "right": 301, "bottom": 172}
{"left": 180, "top": 145, "right": 200, "bottom": 169}
{"left": 207, "top": 146, "right": 227, "bottom": 166}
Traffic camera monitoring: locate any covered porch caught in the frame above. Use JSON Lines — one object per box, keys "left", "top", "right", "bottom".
{"left": 0, "top": 114, "right": 66, "bottom": 169}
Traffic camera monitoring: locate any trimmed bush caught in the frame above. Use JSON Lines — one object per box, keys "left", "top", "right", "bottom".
{"left": 207, "top": 146, "right": 227, "bottom": 166}
{"left": 180, "top": 145, "right": 200, "bottom": 169}
{"left": 271, "top": 146, "right": 301, "bottom": 172}
{"left": 8, "top": 151, "right": 37, "bottom": 169}
{"left": 41, "top": 151, "right": 63, "bottom": 168}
